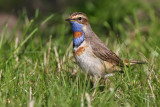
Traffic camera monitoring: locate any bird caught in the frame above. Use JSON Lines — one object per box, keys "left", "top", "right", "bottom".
{"left": 65, "top": 12, "right": 145, "bottom": 80}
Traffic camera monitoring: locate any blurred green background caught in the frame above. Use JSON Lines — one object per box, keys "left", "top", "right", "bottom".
{"left": 1, "top": 0, "right": 160, "bottom": 54}
{"left": 0, "top": 0, "right": 160, "bottom": 41}
{"left": 1, "top": 0, "right": 160, "bottom": 59}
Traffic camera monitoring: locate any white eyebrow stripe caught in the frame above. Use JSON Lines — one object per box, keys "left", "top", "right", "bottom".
{"left": 72, "top": 15, "right": 87, "bottom": 19}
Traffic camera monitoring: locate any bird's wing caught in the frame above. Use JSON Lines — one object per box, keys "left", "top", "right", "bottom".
{"left": 87, "top": 35, "right": 124, "bottom": 67}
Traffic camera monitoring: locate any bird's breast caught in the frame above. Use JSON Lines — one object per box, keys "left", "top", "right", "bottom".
{"left": 73, "top": 41, "right": 106, "bottom": 77}
{"left": 73, "top": 41, "right": 88, "bottom": 56}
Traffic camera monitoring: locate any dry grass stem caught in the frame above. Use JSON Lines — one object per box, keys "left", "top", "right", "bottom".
{"left": 62, "top": 41, "right": 73, "bottom": 63}
{"left": 85, "top": 93, "right": 92, "bottom": 107}
{"left": 54, "top": 46, "right": 61, "bottom": 72}
{"left": 44, "top": 52, "right": 47, "bottom": 66}
{"left": 15, "top": 37, "right": 19, "bottom": 62}
{"left": 29, "top": 87, "right": 34, "bottom": 107}
{"left": 81, "top": 94, "right": 84, "bottom": 107}
{"left": 148, "top": 64, "right": 156, "bottom": 100}
{"left": 47, "top": 35, "right": 52, "bottom": 65}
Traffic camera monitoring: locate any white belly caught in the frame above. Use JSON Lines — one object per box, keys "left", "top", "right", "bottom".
{"left": 73, "top": 41, "right": 105, "bottom": 77}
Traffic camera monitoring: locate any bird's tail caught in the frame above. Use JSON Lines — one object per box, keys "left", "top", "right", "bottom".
{"left": 124, "top": 59, "right": 146, "bottom": 67}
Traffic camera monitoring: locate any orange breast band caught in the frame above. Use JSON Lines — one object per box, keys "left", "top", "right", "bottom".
{"left": 73, "top": 32, "right": 83, "bottom": 39}
{"left": 73, "top": 47, "right": 85, "bottom": 56}
{"left": 73, "top": 45, "right": 88, "bottom": 56}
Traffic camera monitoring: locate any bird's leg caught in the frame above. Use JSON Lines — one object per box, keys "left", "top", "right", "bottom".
{"left": 104, "top": 73, "right": 114, "bottom": 78}
{"left": 92, "top": 76, "right": 100, "bottom": 98}
{"left": 104, "top": 73, "right": 115, "bottom": 85}
{"left": 93, "top": 76, "right": 98, "bottom": 88}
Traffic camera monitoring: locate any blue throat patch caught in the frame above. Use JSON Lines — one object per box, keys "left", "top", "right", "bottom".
{"left": 70, "top": 21, "right": 83, "bottom": 32}
{"left": 70, "top": 21, "right": 85, "bottom": 47}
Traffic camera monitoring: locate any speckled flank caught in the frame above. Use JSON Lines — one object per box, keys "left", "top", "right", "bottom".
{"left": 73, "top": 32, "right": 83, "bottom": 38}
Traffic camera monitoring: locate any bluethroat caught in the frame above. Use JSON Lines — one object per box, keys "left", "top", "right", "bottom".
{"left": 66, "top": 12, "right": 145, "bottom": 79}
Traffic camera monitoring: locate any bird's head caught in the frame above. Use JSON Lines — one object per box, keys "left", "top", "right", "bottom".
{"left": 66, "top": 12, "right": 89, "bottom": 32}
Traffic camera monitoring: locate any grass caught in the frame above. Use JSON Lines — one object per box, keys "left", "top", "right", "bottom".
{"left": 0, "top": 0, "right": 160, "bottom": 106}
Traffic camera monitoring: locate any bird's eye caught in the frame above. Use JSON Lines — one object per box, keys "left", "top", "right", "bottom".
{"left": 78, "top": 17, "right": 82, "bottom": 20}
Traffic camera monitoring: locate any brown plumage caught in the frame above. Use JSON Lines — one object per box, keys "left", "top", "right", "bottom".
{"left": 66, "top": 12, "right": 146, "bottom": 78}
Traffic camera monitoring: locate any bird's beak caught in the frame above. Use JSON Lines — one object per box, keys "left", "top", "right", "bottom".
{"left": 65, "top": 18, "right": 71, "bottom": 21}
{"left": 65, "top": 18, "right": 76, "bottom": 21}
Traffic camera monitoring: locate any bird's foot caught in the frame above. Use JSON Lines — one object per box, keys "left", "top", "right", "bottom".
{"left": 104, "top": 73, "right": 114, "bottom": 78}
